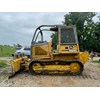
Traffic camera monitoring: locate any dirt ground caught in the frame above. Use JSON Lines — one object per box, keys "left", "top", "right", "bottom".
{"left": 0, "top": 57, "right": 100, "bottom": 87}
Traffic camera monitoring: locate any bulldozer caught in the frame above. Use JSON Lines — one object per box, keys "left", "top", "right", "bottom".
{"left": 9, "top": 25, "right": 88, "bottom": 78}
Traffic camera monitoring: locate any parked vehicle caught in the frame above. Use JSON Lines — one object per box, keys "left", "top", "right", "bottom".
{"left": 14, "top": 47, "right": 30, "bottom": 58}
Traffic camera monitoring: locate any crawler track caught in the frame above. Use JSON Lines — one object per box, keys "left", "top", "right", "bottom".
{"left": 29, "top": 59, "right": 83, "bottom": 75}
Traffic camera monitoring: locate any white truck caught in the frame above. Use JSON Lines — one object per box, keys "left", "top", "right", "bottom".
{"left": 14, "top": 46, "right": 30, "bottom": 58}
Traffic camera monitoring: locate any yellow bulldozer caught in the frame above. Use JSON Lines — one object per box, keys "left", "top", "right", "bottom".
{"left": 9, "top": 25, "right": 88, "bottom": 78}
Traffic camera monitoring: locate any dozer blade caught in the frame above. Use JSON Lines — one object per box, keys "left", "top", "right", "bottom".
{"left": 9, "top": 56, "right": 28, "bottom": 78}
{"left": 9, "top": 68, "right": 24, "bottom": 79}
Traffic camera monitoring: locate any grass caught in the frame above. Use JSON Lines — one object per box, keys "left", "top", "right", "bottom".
{"left": 0, "top": 60, "right": 8, "bottom": 68}
{"left": 92, "top": 60, "right": 100, "bottom": 63}
{"left": 0, "top": 45, "right": 15, "bottom": 57}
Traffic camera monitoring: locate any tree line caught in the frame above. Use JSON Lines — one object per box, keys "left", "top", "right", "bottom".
{"left": 64, "top": 12, "right": 100, "bottom": 52}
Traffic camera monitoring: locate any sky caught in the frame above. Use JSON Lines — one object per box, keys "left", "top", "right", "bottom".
{"left": 0, "top": 12, "right": 67, "bottom": 46}
{"left": 0, "top": 12, "right": 99, "bottom": 46}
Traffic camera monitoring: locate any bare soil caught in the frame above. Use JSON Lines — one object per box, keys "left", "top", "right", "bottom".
{"left": 0, "top": 57, "right": 100, "bottom": 87}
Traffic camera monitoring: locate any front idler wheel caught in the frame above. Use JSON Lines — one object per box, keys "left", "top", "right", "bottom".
{"left": 29, "top": 62, "right": 42, "bottom": 74}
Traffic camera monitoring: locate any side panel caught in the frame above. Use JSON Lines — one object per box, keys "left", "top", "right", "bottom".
{"left": 53, "top": 54, "right": 79, "bottom": 60}
{"left": 31, "top": 42, "right": 52, "bottom": 59}
{"left": 57, "top": 44, "right": 79, "bottom": 54}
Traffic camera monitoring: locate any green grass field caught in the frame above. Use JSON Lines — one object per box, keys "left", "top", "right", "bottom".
{"left": 92, "top": 60, "right": 100, "bottom": 63}
{"left": 0, "top": 60, "right": 8, "bottom": 68}
{"left": 0, "top": 45, "right": 15, "bottom": 57}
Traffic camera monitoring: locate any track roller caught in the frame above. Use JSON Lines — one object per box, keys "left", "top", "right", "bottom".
{"left": 29, "top": 62, "right": 43, "bottom": 74}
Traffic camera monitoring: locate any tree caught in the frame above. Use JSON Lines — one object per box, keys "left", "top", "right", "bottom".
{"left": 94, "top": 22, "right": 100, "bottom": 52}
{"left": 17, "top": 44, "right": 22, "bottom": 47}
{"left": 64, "top": 12, "right": 96, "bottom": 51}
{"left": 82, "top": 17, "right": 100, "bottom": 52}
